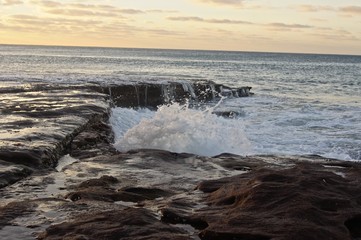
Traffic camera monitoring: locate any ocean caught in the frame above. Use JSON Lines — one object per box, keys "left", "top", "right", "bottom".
{"left": 1, "top": 44, "right": 360, "bottom": 161}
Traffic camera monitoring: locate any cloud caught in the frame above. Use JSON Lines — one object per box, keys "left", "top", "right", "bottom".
{"left": 195, "top": 0, "right": 244, "bottom": 6}
{"left": 44, "top": 9, "right": 120, "bottom": 18}
{"left": 267, "top": 22, "right": 313, "bottom": 29}
{"left": 339, "top": 6, "right": 361, "bottom": 15}
{"left": 8, "top": 14, "right": 102, "bottom": 27}
{"left": 0, "top": 0, "right": 182, "bottom": 40}
{"left": 0, "top": 12, "right": 183, "bottom": 41}
{"left": 34, "top": 0, "right": 61, "bottom": 8}
{"left": 311, "top": 32, "right": 359, "bottom": 42}
{"left": 168, "top": 16, "right": 317, "bottom": 33}
{"left": 297, "top": 4, "right": 361, "bottom": 16}
{"left": 147, "top": 9, "right": 179, "bottom": 14}
{"left": 168, "top": 16, "right": 253, "bottom": 25}
{"left": 1, "top": 0, "right": 23, "bottom": 5}
{"left": 146, "top": 29, "right": 183, "bottom": 36}
{"left": 32, "top": 0, "right": 145, "bottom": 18}
{"left": 297, "top": 5, "right": 334, "bottom": 12}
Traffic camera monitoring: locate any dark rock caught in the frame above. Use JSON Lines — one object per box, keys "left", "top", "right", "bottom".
{"left": 105, "top": 84, "right": 164, "bottom": 108}
{"left": 0, "top": 150, "right": 42, "bottom": 168}
{"left": 0, "top": 160, "right": 33, "bottom": 188}
{"left": 0, "top": 85, "right": 110, "bottom": 168}
{"left": 66, "top": 187, "right": 171, "bottom": 203}
{"left": 0, "top": 201, "right": 36, "bottom": 228}
{"left": 38, "top": 207, "right": 190, "bottom": 240}
{"left": 345, "top": 215, "right": 361, "bottom": 239}
{"left": 191, "top": 162, "right": 361, "bottom": 240}
{"left": 105, "top": 81, "right": 253, "bottom": 108}
{"left": 70, "top": 119, "right": 116, "bottom": 159}
{"left": 161, "top": 208, "right": 209, "bottom": 230}
{"left": 67, "top": 175, "right": 171, "bottom": 203}
{"left": 120, "top": 187, "right": 172, "bottom": 199}
{"left": 77, "top": 175, "right": 119, "bottom": 189}
{"left": 212, "top": 110, "right": 245, "bottom": 118}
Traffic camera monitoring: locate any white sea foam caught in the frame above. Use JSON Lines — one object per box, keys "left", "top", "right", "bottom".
{"left": 226, "top": 96, "right": 361, "bottom": 161}
{"left": 110, "top": 95, "right": 361, "bottom": 161}
{"left": 56, "top": 154, "right": 78, "bottom": 172}
{"left": 111, "top": 102, "right": 251, "bottom": 157}
{"left": 109, "top": 107, "right": 155, "bottom": 141}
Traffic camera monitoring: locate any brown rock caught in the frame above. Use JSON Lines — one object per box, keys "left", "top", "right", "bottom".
{"left": 192, "top": 162, "right": 361, "bottom": 240}
{"left": 67, "top": 176, "right": 171, "bottom": 203}
{"left": 38, "top": 207, "right": 190, "bottom": 240}
{"left": 0, "top": 201, "right": 36, "bottom": 228}
{"left": 0, "top": 160, "right": 33, "bottom": 188}
{"left": 77, "top": 175, "right": 119, "bottom": 189}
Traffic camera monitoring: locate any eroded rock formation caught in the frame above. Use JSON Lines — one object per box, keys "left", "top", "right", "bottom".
{"left": 2, "top": 82, "right": 361, "bottom": 240}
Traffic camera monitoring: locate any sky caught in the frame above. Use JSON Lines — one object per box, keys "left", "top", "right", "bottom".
{"left": 0, "top": 0, "right": 361, "bottom": 55}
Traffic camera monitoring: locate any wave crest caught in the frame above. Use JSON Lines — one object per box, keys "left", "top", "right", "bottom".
{"left": 111, "top": 102, "right": 251, "bottom": 157}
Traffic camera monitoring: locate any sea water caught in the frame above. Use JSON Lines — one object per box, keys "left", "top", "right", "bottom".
{"left": 1, "top": 45, "right": 360, "bottom": 160}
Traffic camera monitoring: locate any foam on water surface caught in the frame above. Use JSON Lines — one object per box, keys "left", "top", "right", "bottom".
{"left": 110, "top": 96, "right": 361, "bottom": 161}
{"left": 111, "top": 102, "right": 251, "bottom": 157}
{"left": 227, "top": 95, "right": 361, "bottom": 161}
{"left": 56, "top": 154, "right": 78, "bottom": 172}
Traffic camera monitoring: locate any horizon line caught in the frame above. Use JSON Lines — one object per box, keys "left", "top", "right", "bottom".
{"left": 1, "top": 43, "right": 360, "bottom": 57}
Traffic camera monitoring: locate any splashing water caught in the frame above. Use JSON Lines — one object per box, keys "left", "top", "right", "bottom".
{"left": 110, "top": 102, "right": 251, "bottom": 157}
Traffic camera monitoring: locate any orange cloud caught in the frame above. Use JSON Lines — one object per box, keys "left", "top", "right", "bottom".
{"left": 267, "top": 22, "right": 313, "bottom": 29}
{"left": 297, "top": 5, "right": 334, "bottom": 12}
{"left": 32, "top": 0, "right": 145, "bottom": 18}
{"left": 168, "top": 16, "right": 253, "bottom": 25}
{"left": 297, "top": 4, "right": 361, "bottom": 17}
{"left": 1, "top": 0, "right": 22, "bottom": 5}
{"left": 194, "top": 0, "right": 244, "bottom": 6}
{"left": 340, "top": 6, "right": 361, "bottom": 15}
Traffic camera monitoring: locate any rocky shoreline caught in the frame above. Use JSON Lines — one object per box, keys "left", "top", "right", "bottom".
{"left": 1, "top": 82, "right": 361, "bottom": 240}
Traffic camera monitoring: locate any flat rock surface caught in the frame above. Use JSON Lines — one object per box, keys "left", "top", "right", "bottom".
{"left": 0, "top": 83, "right": 109, "bottom": 168}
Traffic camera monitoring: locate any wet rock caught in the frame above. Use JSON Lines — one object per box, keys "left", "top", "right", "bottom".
{"left": 161, "top": 206, "right": 209, "bottom": 230}
{"left": 0, "top": 160, "right": 33, "bottom": 188}
{"left": 66, "top": 187, "right": 171, "bottom": 203}
{"left": 0, "top": 201, "right": 36, "bottom": 228}
{"left": 38, "top": 207, "right": 190, "bottom": 240}
{"left": 0, "top": 84, "right": 110, "bottom": 168}
{"left": 104, "top": 81, "right": 253, "bottom": 108}
{"left": 67, "top": 175, "right": 171, "bottom": 203}
{"left": 70, "top": 119, "right": 116, "bottom": 159}
{"left": 105, "top": 84, "right": 164, "bottom": 108}
{"left": 190, "top": 162, "right": 361, "bottom": 240}
{"left": 120, "top": 186, "right": 173, "bottom": 200}
{"left": 77, "top": 175, "right": 119, "bottom": 189}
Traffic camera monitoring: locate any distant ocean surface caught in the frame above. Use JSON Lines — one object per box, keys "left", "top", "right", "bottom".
{"left": 1, "top": 45, "right": 360, "bottom": 161}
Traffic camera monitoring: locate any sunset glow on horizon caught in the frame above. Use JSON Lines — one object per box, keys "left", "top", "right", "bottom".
{"left": 1, "top": 0, "right": 361, "bottom": 55}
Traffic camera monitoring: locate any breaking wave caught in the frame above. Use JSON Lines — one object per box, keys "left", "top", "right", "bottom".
{"left": 110, "top": 102, "right": 251, "bottom": 157}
